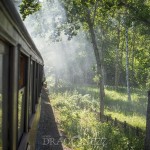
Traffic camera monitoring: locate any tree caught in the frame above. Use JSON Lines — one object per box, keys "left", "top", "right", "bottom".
{"left": 86, "top": 8, "right": 105, "bottom": 119}
{"left": 125, "top": 25, "right": 131, "bottom": 101}
{"left": 58, "top": 0, "right": 106, "bottom": 119}
{"left": 114, "top": 17, "right": 121, "bottom": 90}
{"left": 19, "top": 0, "right": 41, "bottom": 20}
{"left": 102, "top": 0, "right": 150, "bottom": 27}
{"left": 18, "top": 0, "right": 150, "bottom": 120}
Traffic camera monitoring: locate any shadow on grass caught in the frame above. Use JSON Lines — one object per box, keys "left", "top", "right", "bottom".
{"left": 79, "top": 86, "right": 147, "bottom": 117}
{"left": 105, "top": 95, "right": 147, "bottom": 117}
{"left": 50, "top": 85, "right": 147, "bottom": 119}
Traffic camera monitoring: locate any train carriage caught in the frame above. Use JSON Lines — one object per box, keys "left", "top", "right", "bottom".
{"left": 0, "top": 0, "right": 44, "bottom": 150}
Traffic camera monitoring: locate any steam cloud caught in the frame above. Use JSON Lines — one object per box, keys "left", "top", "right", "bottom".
{"left": 16, "top": 0, "right": 96, "bottom": 84}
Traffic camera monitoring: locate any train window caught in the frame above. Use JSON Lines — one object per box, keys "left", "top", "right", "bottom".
{"left": 29, "top": 60, "right": 33, "bottom": 118}
{"left": 0, "top": 54, "right": 2, "bottom": 149}
{"left": 36, "top": 64, "right": 39, "bottom": 104}
{"left": 18, "top": 53, "right": 27, "bottom": 142}
{"left": 32, "top": 61, "right": 36, "bottom": 113}
{"left": 19, "top": 54, "right": 26, "bottom": 88}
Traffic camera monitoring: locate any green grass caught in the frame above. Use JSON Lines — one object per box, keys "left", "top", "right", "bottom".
{"left": 49, "top": 84, "right": 147, "bottom": 130}
{"left": 71, "top": 85, "right": 147, "bottom": 130}
{"left": 50, "top": 91, "right": 144, "bottom": 150}
{"left": 104, "top": 88, "right": 147, "bottom": 130}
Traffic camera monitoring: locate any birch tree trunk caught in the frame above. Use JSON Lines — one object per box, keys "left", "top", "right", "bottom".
{"left": 125, "top": 27, "right": 131, "bottom": 101}
{"left": 86, "top": 10, "right": 105, "bottom": 120}
{"left": 100, "top": 28, "right": 106, "bottom": 91}
{"left": 131, "top": 24, "right": 135, "bottom": 86}
{"left": 115, "top": 27, "right": 120, "bottom": 90}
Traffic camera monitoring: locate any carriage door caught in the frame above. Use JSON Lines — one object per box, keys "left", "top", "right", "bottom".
{"left": 18, "top": 53, "right": 27, "bottom": 143}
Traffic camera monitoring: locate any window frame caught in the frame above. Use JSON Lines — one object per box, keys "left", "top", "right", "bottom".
{"left": 0, "top": 40, "right": 9, "bottom": 150}
{"left": 17, "top": 52, "right": 28, "bottom": 144}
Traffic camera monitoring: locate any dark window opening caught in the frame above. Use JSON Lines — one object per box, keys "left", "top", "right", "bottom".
{"left": 18, "top": 53, "right": 27, "bottom": 142}
{"left": 29, "top": 60, "right": 33, "bottom": 118}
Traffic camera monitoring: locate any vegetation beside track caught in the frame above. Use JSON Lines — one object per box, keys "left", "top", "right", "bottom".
{"left": 50, "top": 86, "right": 145, "bottom": 150}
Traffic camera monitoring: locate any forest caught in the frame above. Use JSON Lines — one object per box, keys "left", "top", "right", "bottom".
{"left": 15, "top": 0, "right": 150, "bottom": 149}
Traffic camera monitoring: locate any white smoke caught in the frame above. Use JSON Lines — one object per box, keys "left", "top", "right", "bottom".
{"left": 22, "top": 0, "right": 95, "bottom": 84}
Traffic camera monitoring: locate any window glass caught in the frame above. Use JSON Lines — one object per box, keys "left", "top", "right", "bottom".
{"left": 18, "top": 54, "right": 26, "bottom": 141}
{"left": 35, "top": 64, "right": 39, "bottom": 104}
{"left": 32, "top": 62, "right": 36, "bottom": 113}
{"left": 0, "top": 55, "right": 3, "bottom": 149}
{"left": 19, "top": 55, "right": 26, "bottom": 88}
{"left": 18, "top": 88, "right": 25, "bottom": 141}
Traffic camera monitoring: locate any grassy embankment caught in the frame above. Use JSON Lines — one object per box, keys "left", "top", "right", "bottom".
{"left": 77, "top": 86, "right": 147, "bottom": 130}
{"left": 48, "top": 83, "right": 146, "bottom": 150}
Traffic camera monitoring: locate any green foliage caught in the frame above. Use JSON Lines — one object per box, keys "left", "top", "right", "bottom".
{"left": 19, "top": 0, "right": 41, "bottom": 20}
{"left": 51, "top": 89, "right": 144, "bottom": 150}
{"left": 102, "top": 0, "right": 150, "bottom": 27}
{"left": 93, "top": 74, "right": 100, "bottom": 85}
{"left": 53, "top": 84, "right": 147, "bottom": 129}
{"left": 20, "top": 0, "right": 150, "bottom": 89}
{"left": 58, "top": 0, "right": 150, "bottom": 88}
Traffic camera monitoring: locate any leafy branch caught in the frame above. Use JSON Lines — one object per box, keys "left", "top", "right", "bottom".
{"left": 20, "top": 0, "right": 41, "bottom": 20}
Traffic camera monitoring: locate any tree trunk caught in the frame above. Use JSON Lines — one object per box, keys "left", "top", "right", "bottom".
{"left": 131, "top": 24, "right": 136, "bottom": 86}
{"left": 86, "top": 10, "right": 105, "bottom": 120}
{"left": 144, "top": 91, "right": 150, "bottom": 150}
{"left": 119, "top": 35, "right": 125, "bottom": 86}
{"left": 115, "top": 26, "right": 120, "bottom": 90}
{"left": 131, "top": 45, "right": 135, "bottom": 85}
{"left": 125, "top": 27, "right": 131, "bottom": 101}
{"left": 100, "top": 29, "right": 106, "bottom": 93}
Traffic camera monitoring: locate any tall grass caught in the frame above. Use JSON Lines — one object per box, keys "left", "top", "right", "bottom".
{"left": 49, "top": 84, "right": 147, "bottom": 130}
{"left": 51, "top": 91, "right": 144, "bottom": 150}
